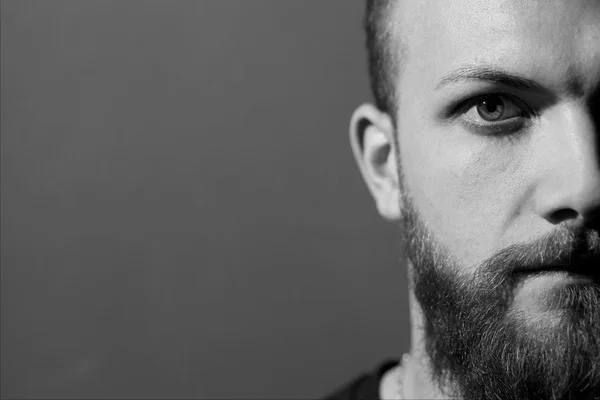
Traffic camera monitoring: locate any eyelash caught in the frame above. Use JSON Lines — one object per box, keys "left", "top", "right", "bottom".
{"left": 454, "top": 93, "right": 535, "bottom": 137}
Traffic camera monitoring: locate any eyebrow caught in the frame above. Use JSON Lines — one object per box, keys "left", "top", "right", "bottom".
{"left": 435, "top": 66, "right": 547, "bottom": 92}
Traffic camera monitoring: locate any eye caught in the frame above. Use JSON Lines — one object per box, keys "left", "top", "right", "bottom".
{"left": 455, "top": 93, "right": 535, "bottom": 137}
{"left": 464, "top": 94, "right": 525, "bottom": 124}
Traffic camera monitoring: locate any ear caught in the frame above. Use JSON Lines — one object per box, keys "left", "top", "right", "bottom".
{"left": 349, "top": 104, "right": 402, "bottom": 221}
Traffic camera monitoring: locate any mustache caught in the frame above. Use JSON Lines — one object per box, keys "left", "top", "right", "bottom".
{"left": 481, "top": 226, "right": 600, "bottom": 277}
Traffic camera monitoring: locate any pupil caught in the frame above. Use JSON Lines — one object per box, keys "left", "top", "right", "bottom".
{"left": 485, "top": 99, "right": 499, "bottom": 113}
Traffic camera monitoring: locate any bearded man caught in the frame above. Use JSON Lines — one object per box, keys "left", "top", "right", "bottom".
{"left": 327, "top": 0, "right": 600, "bottom": 399}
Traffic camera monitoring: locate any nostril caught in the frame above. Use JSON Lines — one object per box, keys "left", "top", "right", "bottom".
{"left": 548, "top": 208, "right": 579, "bottom": 224}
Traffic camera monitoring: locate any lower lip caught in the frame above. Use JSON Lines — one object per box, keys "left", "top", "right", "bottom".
{"left": 518, "top": 269, "right": 593, "bottom": 283}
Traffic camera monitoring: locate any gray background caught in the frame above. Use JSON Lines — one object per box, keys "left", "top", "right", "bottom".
{"left": 1, "top": 1, "right": 408, "bottom": 398}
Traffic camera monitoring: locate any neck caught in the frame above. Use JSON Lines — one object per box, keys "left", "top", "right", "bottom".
{"left": 402, "top": 261, "right": 455, "bottom": 400}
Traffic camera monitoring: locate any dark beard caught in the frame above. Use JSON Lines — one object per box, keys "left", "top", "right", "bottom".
{"left": 401, "top": 192, "right": 600, "bottom": 400}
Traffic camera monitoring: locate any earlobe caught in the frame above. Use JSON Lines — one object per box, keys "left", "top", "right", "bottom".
{"left": 349, "top": 104, "right": 402, "bottom": 221}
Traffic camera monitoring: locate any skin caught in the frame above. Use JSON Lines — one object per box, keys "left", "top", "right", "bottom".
{"left": 350, "top": 0, "right": 600, "bottom": 398}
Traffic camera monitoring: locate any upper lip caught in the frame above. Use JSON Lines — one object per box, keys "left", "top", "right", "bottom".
{"left": 516, "top": 257, "right": 598, "bottom": 274}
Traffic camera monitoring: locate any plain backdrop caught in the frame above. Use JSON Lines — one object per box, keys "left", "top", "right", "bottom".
{"left": 1, "top": 1, "right": 409, "bottom": 398}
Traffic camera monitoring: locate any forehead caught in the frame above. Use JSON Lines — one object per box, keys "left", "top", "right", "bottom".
{"left": 396, "top": 0, "right": 600, "bottom": 97}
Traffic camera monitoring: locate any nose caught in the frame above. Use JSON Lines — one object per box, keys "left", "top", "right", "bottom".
{"left": 535, "top": 105, "right": 600, "bottom": 227}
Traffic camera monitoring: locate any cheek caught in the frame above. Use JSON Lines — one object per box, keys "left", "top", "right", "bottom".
{"left": 400, "top": 128, "right": 522, "bottom": 266}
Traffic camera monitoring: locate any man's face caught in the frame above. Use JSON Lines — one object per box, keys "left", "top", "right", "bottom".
{"left": 396, "top": 0, "right": 600, "bottom": 296}
{"left": 387, "top": 0, "right": 600, "bottom": 398}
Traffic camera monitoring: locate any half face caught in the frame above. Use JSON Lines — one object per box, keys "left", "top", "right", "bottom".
{"left": 394, "top": 0, "right": 600, "bottom": 308}
{"left": 351, "top": 0, "right": 600, "bottom": 398}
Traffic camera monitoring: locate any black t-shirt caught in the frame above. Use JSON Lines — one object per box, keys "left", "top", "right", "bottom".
{"left": 324, "top": 359, "right": 400, "bottom": 400}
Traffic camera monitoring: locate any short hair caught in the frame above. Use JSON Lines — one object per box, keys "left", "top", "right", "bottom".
{"left": 364, "top": 0, "right": 399, "bottom": 116}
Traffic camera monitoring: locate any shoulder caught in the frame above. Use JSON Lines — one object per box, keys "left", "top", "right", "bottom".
{"left": 323, "top": 359, "right": 400, "bottom": 400}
